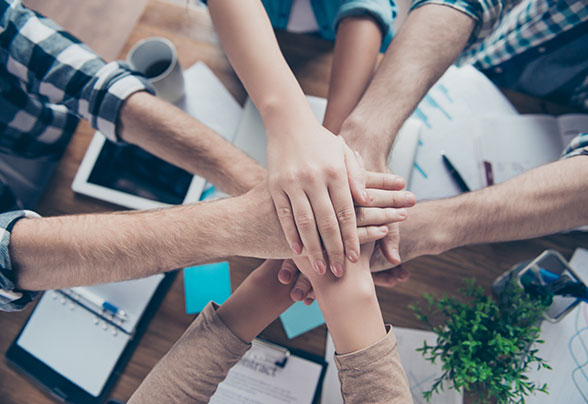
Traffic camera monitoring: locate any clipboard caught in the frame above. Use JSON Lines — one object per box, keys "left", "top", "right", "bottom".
{"left": 5, "top": 272, "right": 175, "bottom": 404}
{"left": 210, "top": 338, "right": 327, "bottom": 404}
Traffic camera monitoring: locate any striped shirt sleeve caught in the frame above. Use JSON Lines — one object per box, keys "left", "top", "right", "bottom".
{"left": 562, "top": 133, "right": 588, "bottom": 159}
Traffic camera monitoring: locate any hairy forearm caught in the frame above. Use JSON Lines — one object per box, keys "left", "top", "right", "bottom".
{"left": 11, "top": 190, "right": 291, "bottom": 290}
{"left": 342, "top": 4, "right": 474, "bottom": 163}
{"left": 207, "top": 0, "right": 315, "bottom": 131}
{"left": 401, "top": 157, "right": 588, "bottom": 261}
{"left": 323, "top": 16, "right": 382, "bottom": 134}
{"left": 120, "top": 92, "right": 265, "bottom": 196}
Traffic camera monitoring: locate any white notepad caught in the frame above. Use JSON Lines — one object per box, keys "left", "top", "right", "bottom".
{"left": 16, "top": 275, "right": 164, "bottom": 397}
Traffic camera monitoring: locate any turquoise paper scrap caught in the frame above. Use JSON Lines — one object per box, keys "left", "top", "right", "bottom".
{"left": 184, "top": 262, "right": 231, "bottom": 314}
{"left": 280, "top": 301, "right": 325, "bottom": 339}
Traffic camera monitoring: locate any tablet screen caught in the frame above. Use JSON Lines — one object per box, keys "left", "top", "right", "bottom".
{"left": 87, "top": 142, "right": 192, "bottom": 205}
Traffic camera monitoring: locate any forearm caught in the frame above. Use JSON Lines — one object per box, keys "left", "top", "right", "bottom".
{"left": 130, "top": 261, "right": 294, "bottom": 404}
{"left": 401, "top": 157, "right": 588, "bottom": 261}
{"left": 341, "top": 4, "right": 474, "bottom": 164}
{"left": 207, "top": 0, "right": 316, "bottom": 133}
{"left": 119, "top": 92, "right": 265, "bottom": 196}
{"left": 323, "top": 16, "right": 382, "bottom": 134}
{"left": 10, "top": 190, "right": 290, "bottom": 291}
{"left": 295, "top": 254, "right": 385, "bottom": 355}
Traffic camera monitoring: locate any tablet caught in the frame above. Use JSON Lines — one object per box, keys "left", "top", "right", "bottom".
{"left": 72, "top": 132, "right": 205, "bottom": 210}
{"left": 5, "top": 272, "right": 175, "bottom": 404}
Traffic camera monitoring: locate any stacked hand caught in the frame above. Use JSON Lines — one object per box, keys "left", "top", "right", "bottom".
{"left": 267, "top": 123, "right": 371, "bottom": 278}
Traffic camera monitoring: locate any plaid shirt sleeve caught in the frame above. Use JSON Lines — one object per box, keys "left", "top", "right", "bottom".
{"left": 1, "top": 0, "right": 154, "bottom": 143}
{"left": 0, "top": 210, "right": 40, "bottom": 311}
{"left": 410, "top": 0, "right": 504, "bottom": 42}
{"left": 562, "top": 133, "right": 588, "bottom": 159}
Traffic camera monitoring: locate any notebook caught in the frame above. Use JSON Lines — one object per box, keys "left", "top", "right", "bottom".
{"left": 9, "top": 274, "right": 170, "bottom": 400}
{"left": 476, "top": 114, "right": 588, "bottom": 186}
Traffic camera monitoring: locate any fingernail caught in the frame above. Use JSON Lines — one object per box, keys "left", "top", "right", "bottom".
{"left": 405, "top": 192, "right": 416, "bottom": 205}
{"left": 392, "top": 249, "right": 401, "bottom": 263}
{"left": 363, "top": 190, "right": 371, "bottom": 204}
{"left": 291, "top": 242, "right": 302, "bottom": 255}
{"left": 279, "top": 269, "right": 293, "bottom": 283}
{"left": 331, "top": 263, "right": 344, "bottom": 277}
{"left": 314, "top": 260, "right": 327, "bottom": 275}
{"left": 304, "top": 298, "right": 314, "bottom": 306}
{"left": 347, "top": 250, "right": 359, "bottom": 263}
{"left": 292, "top": 288, "right": 305, "bottom": 301}
{"left": 379, "top": 226, "right": 389, "bottom": 234}
{"left": 398, "top": 208, "right": 407, "bottom": 219}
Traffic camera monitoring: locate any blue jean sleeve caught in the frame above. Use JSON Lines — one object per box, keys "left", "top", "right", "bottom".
{"left": 0, "top": 209, "right": 40, "bottom": 311}
{"left": 335, "top": 0, "right": 396, "bottom": 39}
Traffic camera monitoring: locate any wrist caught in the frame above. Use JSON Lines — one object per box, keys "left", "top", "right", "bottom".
{"left": 339, "top": 116, "right": 391, "bottom": 171}
{"left": 259, "top": 97, "right": 317, "bottom": 137}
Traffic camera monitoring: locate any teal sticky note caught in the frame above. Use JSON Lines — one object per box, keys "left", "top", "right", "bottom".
{"left": 280, "top": 301, "right": 325, "bottom": 339}
{"left": 184, "top": 262, "right": 231, "bottom": 314}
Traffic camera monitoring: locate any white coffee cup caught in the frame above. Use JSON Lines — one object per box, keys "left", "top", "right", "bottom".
{"left": 127, "top": 37, "right": 185, "bottom": 103}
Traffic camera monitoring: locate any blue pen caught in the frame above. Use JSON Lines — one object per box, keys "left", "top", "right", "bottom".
{"left": 69, "top": 287, "right": 128, "bottom": 322}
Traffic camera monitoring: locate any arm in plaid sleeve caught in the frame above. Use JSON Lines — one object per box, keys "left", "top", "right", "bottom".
{"left": 410, "top": 0, "right": 503, "bottom": 41}
{"left": 562, "top": 133, "right": 588, "bottom": 159}
{"left": 0, "top": 209, "right": 40, "bottom": 311}
{"left": 1, "top": 0, "right": 153, "bottom": 142}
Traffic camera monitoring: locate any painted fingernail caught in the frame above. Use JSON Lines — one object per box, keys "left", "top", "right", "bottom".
{"left": 291, "top": 242, "right": 303, "bottom": 255}
{"left": 279, "top": 269, "right": 293, "bottom": 283}
{"left": 314, "top": 260, "right": 327, "bottom": 275}
{"left": 292, "top": 288, "right": 305, "bottom": 301}
{"left": 347, "top": 250, "right": 359, "bottom": 263}
{"left": 331, "top": 263, "right": 344, "bottom": 277}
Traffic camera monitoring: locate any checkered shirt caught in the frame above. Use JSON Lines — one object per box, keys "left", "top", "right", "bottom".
{"left": 411, "top": 0, "right": 588, "bottom": 110}
{"left": 0, "top": 0, "right": 153, "bottom": 310}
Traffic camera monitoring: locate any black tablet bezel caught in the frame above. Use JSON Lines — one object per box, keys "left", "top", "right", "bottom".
{"left": 5, "top": 271, "right": 176, "bottom": 403}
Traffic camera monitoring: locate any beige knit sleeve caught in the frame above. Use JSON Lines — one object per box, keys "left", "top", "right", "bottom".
{"left": 334, "top": 325, "right": 413, "bottom": 404}
{"left": 129, "top": 302, "right": 250, "bottom": 404}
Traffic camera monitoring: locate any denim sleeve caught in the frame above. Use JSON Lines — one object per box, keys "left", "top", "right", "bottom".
{"left": 410, "top": 0, "right": 504, "bottom": 42}
{"left": 0, "top": 209, "right": 40, "bottom": 311}
{"left": 335, "top": 0, "right": 397, "bottom": 38}
{"left": 561, "top": 133, "right": 588, "bottom": 159}
{"left": 1, "top": 0, "right": 154, "bottom": 143}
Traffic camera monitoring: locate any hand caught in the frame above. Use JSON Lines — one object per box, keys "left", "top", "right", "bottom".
{"left": 238, "top": 182, "right": 400, "bottom": 259}
{"left": 267, "top": 123, "right": 369, "bottom": 278}
{"left": 369, "top": 244, "right": 411, "bottom": 287}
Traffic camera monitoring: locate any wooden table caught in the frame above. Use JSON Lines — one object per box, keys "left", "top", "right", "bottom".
{"left": 1, "top": 1, "right": 587, "bottom": 403}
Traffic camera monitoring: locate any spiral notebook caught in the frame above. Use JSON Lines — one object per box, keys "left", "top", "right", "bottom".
{"left": 7, "top": 273, "right": 172, "bottom": 402}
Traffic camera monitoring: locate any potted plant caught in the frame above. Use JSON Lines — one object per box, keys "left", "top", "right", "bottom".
{"left": 410, "top": 278, "right": 551, "bottom": 403}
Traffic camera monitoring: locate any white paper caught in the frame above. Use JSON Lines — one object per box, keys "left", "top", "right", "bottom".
{"left": 321, "top": 330, "right": 462, "bottom": 404}
{"left": 477, "top": 115, "right": 564, "bottom": 184}
{"left": 408, "top": 65, "right": 518, "bottom": 200}
{"left": 557, "top": 114, "right": 588, "bottom": 147}
{"left": 210, "top": 340, "right": 323, "bottom": 404}
{"left": 17, "top": 274, "right": 163, "bottom": 397}
{"left": 525, "top": 248, "right": 588, "bottom": 403}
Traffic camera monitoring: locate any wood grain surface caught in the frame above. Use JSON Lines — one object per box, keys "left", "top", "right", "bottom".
{"left": 1, "top": 1, "right": 587, "bottom": 403}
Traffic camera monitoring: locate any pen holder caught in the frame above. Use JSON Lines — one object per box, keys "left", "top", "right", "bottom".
{"left": 492, "top": 249, "right": 586, "bottom": 323}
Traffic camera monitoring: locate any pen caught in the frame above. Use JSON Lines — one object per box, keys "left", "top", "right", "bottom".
{"left": 441, "top": 152, "right": 470, "bottom": 192}
{"left": 66, "top": 287, "right": 128, "bottom": 323}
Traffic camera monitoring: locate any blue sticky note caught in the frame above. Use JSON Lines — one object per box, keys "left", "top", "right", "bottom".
{"left": 280, "top": 301, "right": 325, "bottom": 339}
{"left": 184, "top": 262, "right": 231, "bottom": 314}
